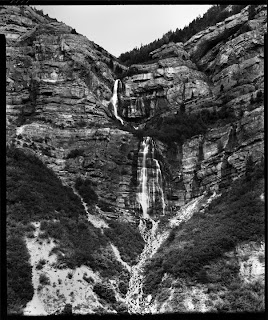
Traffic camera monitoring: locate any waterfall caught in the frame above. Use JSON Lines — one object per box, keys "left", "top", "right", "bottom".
{"left": 151, "top": 139, "right": 166, "bottom": 216}
{"left": 137, "top": 137, "right": 165, "bottom": 219}
{"left": 125, "top": 137, "right": 166, "bottom": 313}
{"left": 111, "top": 79, "right": 124, "bottom": 125}
{"left": 137, "top": 137, "right": 150, "bottom": 219}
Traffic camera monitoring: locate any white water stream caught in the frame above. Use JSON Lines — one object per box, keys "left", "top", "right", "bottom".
{"left": 125, "top": 219, "right": 169, "bottom": 314}
{"left": 125, "top": 136, "right": 168, "bottom": 313}
{"left": 110, "top": 79, "right": 124, "bottom": 125}
{"left": 136, "top": 137, "right": 165, "bottom": 219}
{"left": 137, "top": 137, "right": 150, "bottom": 219}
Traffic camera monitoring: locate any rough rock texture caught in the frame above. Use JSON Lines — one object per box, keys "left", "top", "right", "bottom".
{"left": 5, "top": 4, "right": 265, "bottom": 212}
{"left": 237, "top": 241, "right": 265, "bottom": 284}
{"left": 4, "top": 4, "right": 265, "bottom": 316}
{"left": 156, "top": 105, "right": 264, "bottom": 206}
{"left": 4, "top": 5, "right": 126, "bottom": 135}
{"left": 184, "top": 5, "right": 265, "bottom": 100}
{"left": 122, "top": 42, "right": 211, "bottom": 120}
{"left": 119, "top": 4, "right": 265, "bottom": 207}
{"left": 4, "top": 5, "right": 135, "bottom": 218}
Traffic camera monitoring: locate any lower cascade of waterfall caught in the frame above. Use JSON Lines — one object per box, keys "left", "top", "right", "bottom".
{"left": 125, "top": 195, "right": 208, "bottom": 314}
{"left": 125, "top": 136, "right": 167, "bottom": 313}
{"left": 110, "top": 83, "right": 168, "bottom": 312}
{"left": 136, "top": 136, "right": 166, "bottom": 219}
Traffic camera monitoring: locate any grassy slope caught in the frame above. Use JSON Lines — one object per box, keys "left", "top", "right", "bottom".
{"left": 6, "top": 146, "right": 86, "bottom": 313}
{"left": 144, "top": 160, "right": 264, "bottom": 295}
{"left": 6, "top": 146, "right": 144, "bottom": 313}
{"left": 104, "top": 220, "right": 145, "bottom": 266}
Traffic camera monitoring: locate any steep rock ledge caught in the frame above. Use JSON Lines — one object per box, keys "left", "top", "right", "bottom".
{"left": 122, "top": 42, "right": 212, "bottom": 120}
{"left": 185, "top": 5, "right": 266, "bottom": 100}
{"left": 4, "top": 4, "right": 266, "bottom": 213}
{"left": 157, "top": 106, "right": 264, "bottom": 206}
{"left": 4, "top": 4, "right": 265, "bottom": 315}
{"left": 4, "top": 4, "right": 126, "bottom": 137}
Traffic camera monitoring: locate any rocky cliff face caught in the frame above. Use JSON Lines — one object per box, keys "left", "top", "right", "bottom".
{"left": 4, "top": 4, "right": 265, "bottom": 315}
{"left": 122, "top": 41, "right": 211, "bottom": 120}
{"left": 118, "top": 4, "right": 265, "bottom": 207}
{"left": 4, "top": 4, "right": 265, "bottom": 215}
{"left": 4, "top": 5, "right": 137, "bottom": 218}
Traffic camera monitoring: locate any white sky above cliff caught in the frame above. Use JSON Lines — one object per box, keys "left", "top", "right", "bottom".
{"left": 33, "top": 5, "right": 212, "bottom": 57}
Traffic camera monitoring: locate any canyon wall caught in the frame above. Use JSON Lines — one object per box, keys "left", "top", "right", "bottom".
{"left": 3, "top": 4, "right": 266, "bottom": 315}
{"left": 4, "top": 4, "right": 266, "bottom": 217}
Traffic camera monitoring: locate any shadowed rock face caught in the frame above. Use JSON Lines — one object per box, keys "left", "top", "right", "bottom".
{"left": 4, "top": 4, "right": 265, "bottom": 216}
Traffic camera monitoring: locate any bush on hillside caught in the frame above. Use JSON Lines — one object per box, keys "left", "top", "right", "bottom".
{"left": 93, "top": 283, "right": 116, "bottom": 303}
{"left": 144, "top": 160, "right": 264, "bottom": 294}
{"left": 75, "top": 177, "right": 98, "bottom": 206}
{"left": 136, "top": 106, "right": 235, "bottom": 145}
{"left": 45, "top": 217, "right": 123, "bottom": 278}
{"left": 6, "top": 146, "right": 129, "bottom": 312}
{"left": 104, "top": 220, "right": 145, "bottom": 265}
{"left": 215, "top": 280, "right": 264, "bottom": 312}
{"left": 39, "top": 274, "right": 50, "bottom": 285}
{"left": 7, "top": 235, "right": 34, "bottom": 314}
{"left": 6, "top": 146, "right": 84, "bottom": 223}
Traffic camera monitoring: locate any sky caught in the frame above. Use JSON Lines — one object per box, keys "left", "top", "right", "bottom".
{"left": 34, "top": 5, "right": 212, "bottom": 58}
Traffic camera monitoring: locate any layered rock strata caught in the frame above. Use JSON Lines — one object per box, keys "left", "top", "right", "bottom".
{"left": 4, "top": 4, "right": 266, "bottom": 316}
{"left": 122, "top": 42, "right": 212, "bottom": 120}
{"left": 120, "top": 4, "right": 265, "bottom": 207}
{"left": 4, "top": 4, "right": 266, "bottom": 214}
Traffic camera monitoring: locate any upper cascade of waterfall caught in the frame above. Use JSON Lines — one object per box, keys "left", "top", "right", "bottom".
{"left": 137, "top": 136, "right": 166, "bottom": 220}
{"left": 110, "top": 79, "right": 124, "bottom": 125}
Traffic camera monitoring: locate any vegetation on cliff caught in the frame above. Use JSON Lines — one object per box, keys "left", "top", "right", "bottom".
{"left": 144, "top": 159, "right": 264, "bottom": 295}
{"left": 93, "top": 282, "right": 116, "bottom": 304}
{"left": 75, "top": 177, "right": 98, "bottom": 206}
{"left": 104, "top": 220, "right": 145, "bottom": 265}
{"left": 133, "top": 104, "right": 236, "bottom": 144}
{"left": 5, "top": 2, "right": 265, "bottom": 314}
{"left": 7, "top": 235, "right": 34, "bottom": 315}
{"left": 6, "top": 146, "right": 148, "bottom": 313}
{"left": 118, "top": 4, "right": 247, "bottom": 65}
{"left": 6, "top": 146, "right": 135, "bottom": 313}
{"left": 7, "top": 147, "right": 85, "bottom": 223}
{"left": 6, "top": 146, "right": 86, "bottom": 313}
